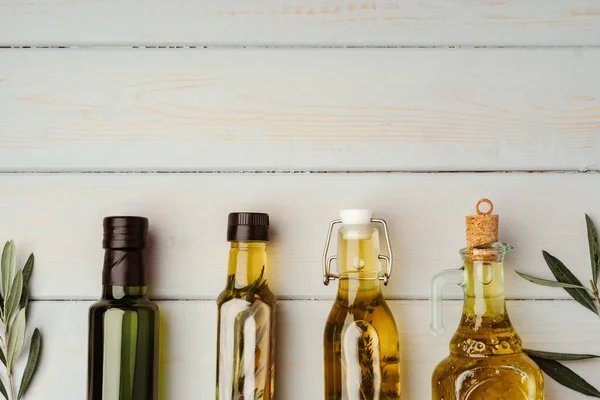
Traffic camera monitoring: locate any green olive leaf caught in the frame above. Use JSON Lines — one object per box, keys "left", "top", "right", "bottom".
{"left": 7, "top": 308, "right": 26, "bottom": 370}
{"left": 516, "top": 271, "right": 590, "bottom": 290}
{"left": 18, "top": 328, "right": 42, "bottom": 400}
{"left": 19, "top": 287, "right": 28, "bottom": 313}
{"left": 1, "top": 241, "right": 16, "bottom": 302}
{"left": 542, "top": 251, "right": 599, "bottom": 315}
{"left": 529, "top": 355, "right": 600, "bottom": 398}
{"left": 0, "top": 346, "right": 5, "bottom": 366}
{"left": 586, "top": 214, "right": 600, "bottom": 286}
{"left": 525, "top": 348, "right": 600, "bottom": 361}
{"left": 0, "top": 377, "right": 8, "bottom": 400}
{"left": 21, "top": 254, "right": 33, "bottom": 285}
{"left": 5, "top": 271, "right": 23, "bottom": 324}
{"left": 19, "top": 254, "right": 33, "bottom": 311}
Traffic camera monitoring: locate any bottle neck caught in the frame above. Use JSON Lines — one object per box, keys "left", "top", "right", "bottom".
{"left": 227, "top": 241, "right": 268, "bottom": 288}
{"left": 102, "top": 285, "right": 148, "bottom": 300}
{"left": 102, "top": 248, "right": 148, "bottom": 299}
{"left": 462, "top": 261, "right": 507, "bottom": 319}
{"left": 451, "top": 259, "right": 522, "bottom": 356}
{"left": 336, "top": 224, "right": 383, "bottom": 299}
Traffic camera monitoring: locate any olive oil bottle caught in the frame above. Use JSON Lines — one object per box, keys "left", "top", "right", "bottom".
{"left": 87, "top": 216, "right": 160, "bottom": 400}
{"left": 322, "top": 209, "right": 401, "bottom": 400}
{"left": 216, "top": 213, "right": 275, "bottom": 400}
{"left": 430, "top": 199, "right": 543, "bottom": 400}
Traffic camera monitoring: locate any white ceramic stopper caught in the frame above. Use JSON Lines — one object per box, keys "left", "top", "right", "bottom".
{"left": 339, "top": 209, "right": 373, "bottom": 225}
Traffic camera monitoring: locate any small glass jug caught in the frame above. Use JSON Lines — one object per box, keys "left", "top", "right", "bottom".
{"left": 430, "top": 199, "right": 543, "bottom": 400}
{"left": 322, "top": 209, "right": 401, "bottom": 400}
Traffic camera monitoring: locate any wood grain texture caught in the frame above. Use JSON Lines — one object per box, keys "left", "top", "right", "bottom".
{"left": 1, "top": 48, "right": 599, "bottom": 172}
{"left": 20, "top": 300, "right": 600, "bottom": 399}
{"left": 2, "top": 0, "right": 600, "bottom": 46}
{"left": 1, "top": 173, "right": 600, "bottom": 300}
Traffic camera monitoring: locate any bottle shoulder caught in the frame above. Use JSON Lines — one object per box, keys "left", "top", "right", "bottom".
{"left": 325, "top": 295, "right": 398, "bottom": 337}
{"left": 328, "top": 293, "right": 394, "bottom": 316}
{"left": 217, "top": 283, "right": 276, "bottom": 308}
{"left": 89, "top": 297, "right": 159, "bottom": 313}
{"left": 449, "top": 318, "right": 523, "bottom": 357}
{"left": 433, "top": 352, "right": 543, "bottom": 378}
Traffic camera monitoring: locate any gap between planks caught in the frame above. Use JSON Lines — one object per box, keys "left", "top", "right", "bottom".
{"left": 0, "top": 169, "right": 598, "bottom": 175}
{"left": 2, "top": 44, "right": 600, "bottom": 50}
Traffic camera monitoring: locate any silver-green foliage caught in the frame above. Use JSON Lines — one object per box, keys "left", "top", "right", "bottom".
{"left": 0, "top": 241, "right": 42, "bottom": 400}
{"left": 517, "top": 214, "right": 600, "bottom": 397}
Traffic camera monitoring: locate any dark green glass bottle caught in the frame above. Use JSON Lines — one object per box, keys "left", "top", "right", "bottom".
{"left": 87, "top": 216, "right": 160, "bottom": 400}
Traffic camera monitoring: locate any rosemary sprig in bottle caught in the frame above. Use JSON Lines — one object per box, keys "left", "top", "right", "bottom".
{"left": 229, "top": 266, "right": 269, "bottom": 400}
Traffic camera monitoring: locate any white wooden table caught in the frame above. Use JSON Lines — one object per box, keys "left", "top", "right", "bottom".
{"left": 1, "top": 1, "right": 599, "bottom": 398}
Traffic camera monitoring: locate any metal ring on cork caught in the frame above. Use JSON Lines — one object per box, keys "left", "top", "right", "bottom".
{"left": 466, "top": 199, "right": 499, "bottom": 249}
{"left": 475, "top": 198, "right": 494, "bottom": 216}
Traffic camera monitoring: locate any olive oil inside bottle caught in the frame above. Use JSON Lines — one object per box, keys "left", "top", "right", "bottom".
{"left": 87, "top": 217, "right": 160, "bottom": 400}
{"left": 432, "top": 256, "right": 543, "bottom": 400}
{"left": 324, "top": 223, "right": 401, "bottom": 400}
{"left": 216, "top": 213, "right": 275, "bottom": 400}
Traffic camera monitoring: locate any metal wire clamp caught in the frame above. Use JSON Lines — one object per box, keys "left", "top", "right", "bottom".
{"left": 322, "top": 218, "right": 393, "bottom": 286}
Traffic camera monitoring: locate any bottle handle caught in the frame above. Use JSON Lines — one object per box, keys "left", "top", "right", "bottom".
{"left": 429, "top": 268, "right": 465, "bottom": 336}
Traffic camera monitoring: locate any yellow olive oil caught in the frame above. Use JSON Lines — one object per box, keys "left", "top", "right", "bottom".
{"left": 432, "top": 259, "right": 544, "bottom": 399}
{"left": 216, "top": 213, "right": 275, "bottom": 400}
{"left": 431, "top": 200, "right": 543, "bottom": 400}
{"left": 323, "top": 212, "right": 401, "bottom": 400}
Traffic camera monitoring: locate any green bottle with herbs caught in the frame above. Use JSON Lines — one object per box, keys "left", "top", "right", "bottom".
{"left": 216, "top": 213, "right": 275, "bottom": 400}
{"left": 87, "top": 217, "right": 160, "bottom": 400}
{"left": 322, "top": 209, "right": 401, "bottom": 399}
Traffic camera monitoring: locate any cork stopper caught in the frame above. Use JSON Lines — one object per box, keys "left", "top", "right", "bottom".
{"left": 466, "top": 199, "right": 499, "bottom": 248}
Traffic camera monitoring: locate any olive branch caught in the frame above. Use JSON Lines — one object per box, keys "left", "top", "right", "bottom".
{"left": 517, "top": 214, "right": 600, "bottom": 397}
{"left": 0, "top": 241, "right": 42, "bottom": 400}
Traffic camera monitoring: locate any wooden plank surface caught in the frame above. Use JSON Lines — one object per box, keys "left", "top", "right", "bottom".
{"left": 1, "top": 172, "right": 599, "bottom": 300}
{"left": 2, "top": 0, "right": 600, "bottom": 46}
{"left": 22, "top": 300, "right": 600, "bottom": 399}
{"left": 1, "top": 48, "right": 599, "bottom": 172}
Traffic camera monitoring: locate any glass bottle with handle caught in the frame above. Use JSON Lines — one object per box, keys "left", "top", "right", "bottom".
{"left": 87, "top": 216, "right": 160, "bottom": 400}
{"left": 430, "top": 199, "right": 544, "bottom": 400}
{"left": 216, "top": 212, "right": 275, "bottom": 400}
{"left": 322, "top": 209, "right": 401, "bottom": 400}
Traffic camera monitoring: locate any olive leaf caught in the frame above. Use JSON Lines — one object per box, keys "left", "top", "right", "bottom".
{"left": 0, "top": 242, "right": 42, "bottom": 400}
{"left": 524, "top": 348, "right": 600, "bottom": 361}
{"left": 4, "top": 271, "right": 23, "bottom": 324}
{"left": 19, "top": 255, "right": 33, "bottom": 312}
{"left": 542, "top": 251, "right": 598, "bottom": 315}
{"left": 21, "top": 255, "right": 33, "bottom": 286}
{"left": 0, "top": 378, "right": 8, "bottom": 400}
{"left": 519, "top": 216, "right": 600, "bottom": 399}
{"left": 7, "top": 308, "right": 26, "bottom": 370}
{"left": 529, "top": 355, "right": 600, "bottom": 398}
{"left": 1, "top": 242, "right": 16, "bottom": 302}
{"left": 587, "top": 214, "right": 600, "bottom": 286}
{"left": 18, "top": 288, "right": 28, "bottom": 314}
{"left": 18, "top": 328, "right": 41, "bottom": 400}
{"left": 515, "top": 271, "right": 590, "bottom": 290}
